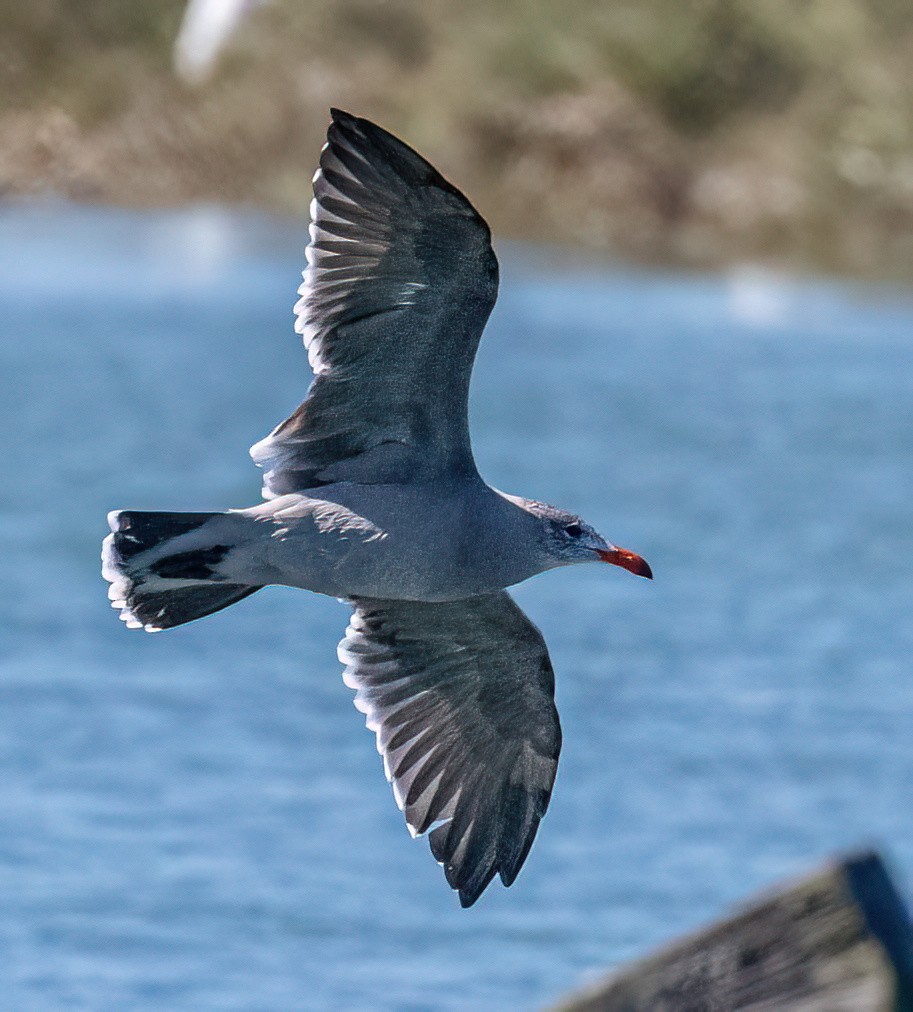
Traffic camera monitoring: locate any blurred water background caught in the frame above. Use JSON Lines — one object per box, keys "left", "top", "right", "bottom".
{"left": 4, "top": 0, "right": 913, "bottom": 1007}
{"left": 1, "top": 202, "right": 912, "bottom": 1008}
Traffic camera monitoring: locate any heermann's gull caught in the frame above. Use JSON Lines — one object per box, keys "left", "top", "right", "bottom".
{"left": 102, "top": 109, "right": 652, "bottom": 907}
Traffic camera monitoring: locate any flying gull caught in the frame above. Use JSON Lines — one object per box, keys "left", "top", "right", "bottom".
{"left": 102, "top": 110, "right": 652, "bottom": 907}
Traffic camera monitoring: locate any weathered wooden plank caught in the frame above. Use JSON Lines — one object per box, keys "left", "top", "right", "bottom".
{"left": 553, "top": 851, "right": 913, "bottom": 1012}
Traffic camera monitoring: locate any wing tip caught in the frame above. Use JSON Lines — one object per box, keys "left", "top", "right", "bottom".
{"left": 322, "top": 106, "right": 477, "bottom": 214}
{"left": 329, "top": 106, "right": 357, "bottom": 126}
{"left": 458, "top": 889, "right": 479, "bottom": 909}
{"left": 339, "top": 595, "right": 560, "bottom": 909}
{"left": 327, "top": 108, "right": 368, "bottom": 148}
{"left": 456, "top": 865, "right": 498, "bottom": 908}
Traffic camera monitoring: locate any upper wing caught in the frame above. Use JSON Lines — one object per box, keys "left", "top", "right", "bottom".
{"left": 338, "top": 592, "right": 562, "bottom": 907}
{"left": 250, "top": 109, "right": 499, "bottom": 498}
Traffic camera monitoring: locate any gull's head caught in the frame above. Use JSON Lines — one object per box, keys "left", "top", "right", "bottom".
{"left": 510, "top": 497, "right": 652, "bottom": 579}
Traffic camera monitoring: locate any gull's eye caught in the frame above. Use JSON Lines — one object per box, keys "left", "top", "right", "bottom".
{"left": 564, "top": 523, "right": 584, "bottom": 538}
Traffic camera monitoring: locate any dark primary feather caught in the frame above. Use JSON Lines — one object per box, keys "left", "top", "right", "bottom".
{"left": 250, "top": 109, "right": 499, "bottom": 497}
{"left": 338, "top": 592, "right": 562, "bottom": 907}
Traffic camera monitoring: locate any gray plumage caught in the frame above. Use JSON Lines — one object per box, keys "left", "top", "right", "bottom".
{"left": 250, "top": 110, "right": 497, "bottom": 494}
{"left": 340, "top": 593, "right": 560, "bottom": 906}
{"left": 102, "top": 109, "right": 651, "bottom": 907}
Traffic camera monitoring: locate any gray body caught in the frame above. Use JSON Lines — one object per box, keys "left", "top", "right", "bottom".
{"left": 225, "top": 482, "right": 551, "bottom": 600}
{"left": 102, "top": 110, "right": 650, "bottom": 907}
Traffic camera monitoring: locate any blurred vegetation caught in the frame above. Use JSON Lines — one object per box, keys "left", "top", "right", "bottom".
{"left": 2, "top": 0, "right": 913, "bottom": 277}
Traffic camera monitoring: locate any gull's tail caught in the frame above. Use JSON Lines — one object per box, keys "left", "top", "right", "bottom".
{"left": 102, "top": 510, "right": 261, "bottom": 632}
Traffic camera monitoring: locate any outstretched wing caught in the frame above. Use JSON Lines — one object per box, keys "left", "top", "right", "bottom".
{"left": 250, "top": 109, "right": 499, "bottom": 497}
{"left": 338, "top": 592, "right": 562, "bottom": 907}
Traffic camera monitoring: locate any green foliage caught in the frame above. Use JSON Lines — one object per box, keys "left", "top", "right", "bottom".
{"left": 602, "top": 1, "right": 806, "bottom": 133}
{"left": 0, "top": 0, "right": 184, "bottom": 114}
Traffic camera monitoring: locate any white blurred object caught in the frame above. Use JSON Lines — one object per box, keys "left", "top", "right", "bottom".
{"left": 726, "top": 265, "right": 793, "bottom": 327}
{"left": 174, "top": 0, "right": 268, "bottom": 85}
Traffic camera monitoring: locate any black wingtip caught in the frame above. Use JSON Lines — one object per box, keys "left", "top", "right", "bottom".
{"left": 323, "top": 106, "right": 483, "bottom": 215}
{"left": 457, "top": 867, "right": 497, "bottom": 908}
{"left": 327, "top": 108, "right": 365, "bottom": 140}
{"left": 329, "top": 107, "right": 355, "bottom": 125}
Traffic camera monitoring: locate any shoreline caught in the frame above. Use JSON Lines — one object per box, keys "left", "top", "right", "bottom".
{"left": 3, "top": 4, "right": 912, "bottom": 282}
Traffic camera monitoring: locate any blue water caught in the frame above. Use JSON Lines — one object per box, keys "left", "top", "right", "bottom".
{"left": 2, "top": 202, "right": 913, "bottom": 1009}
